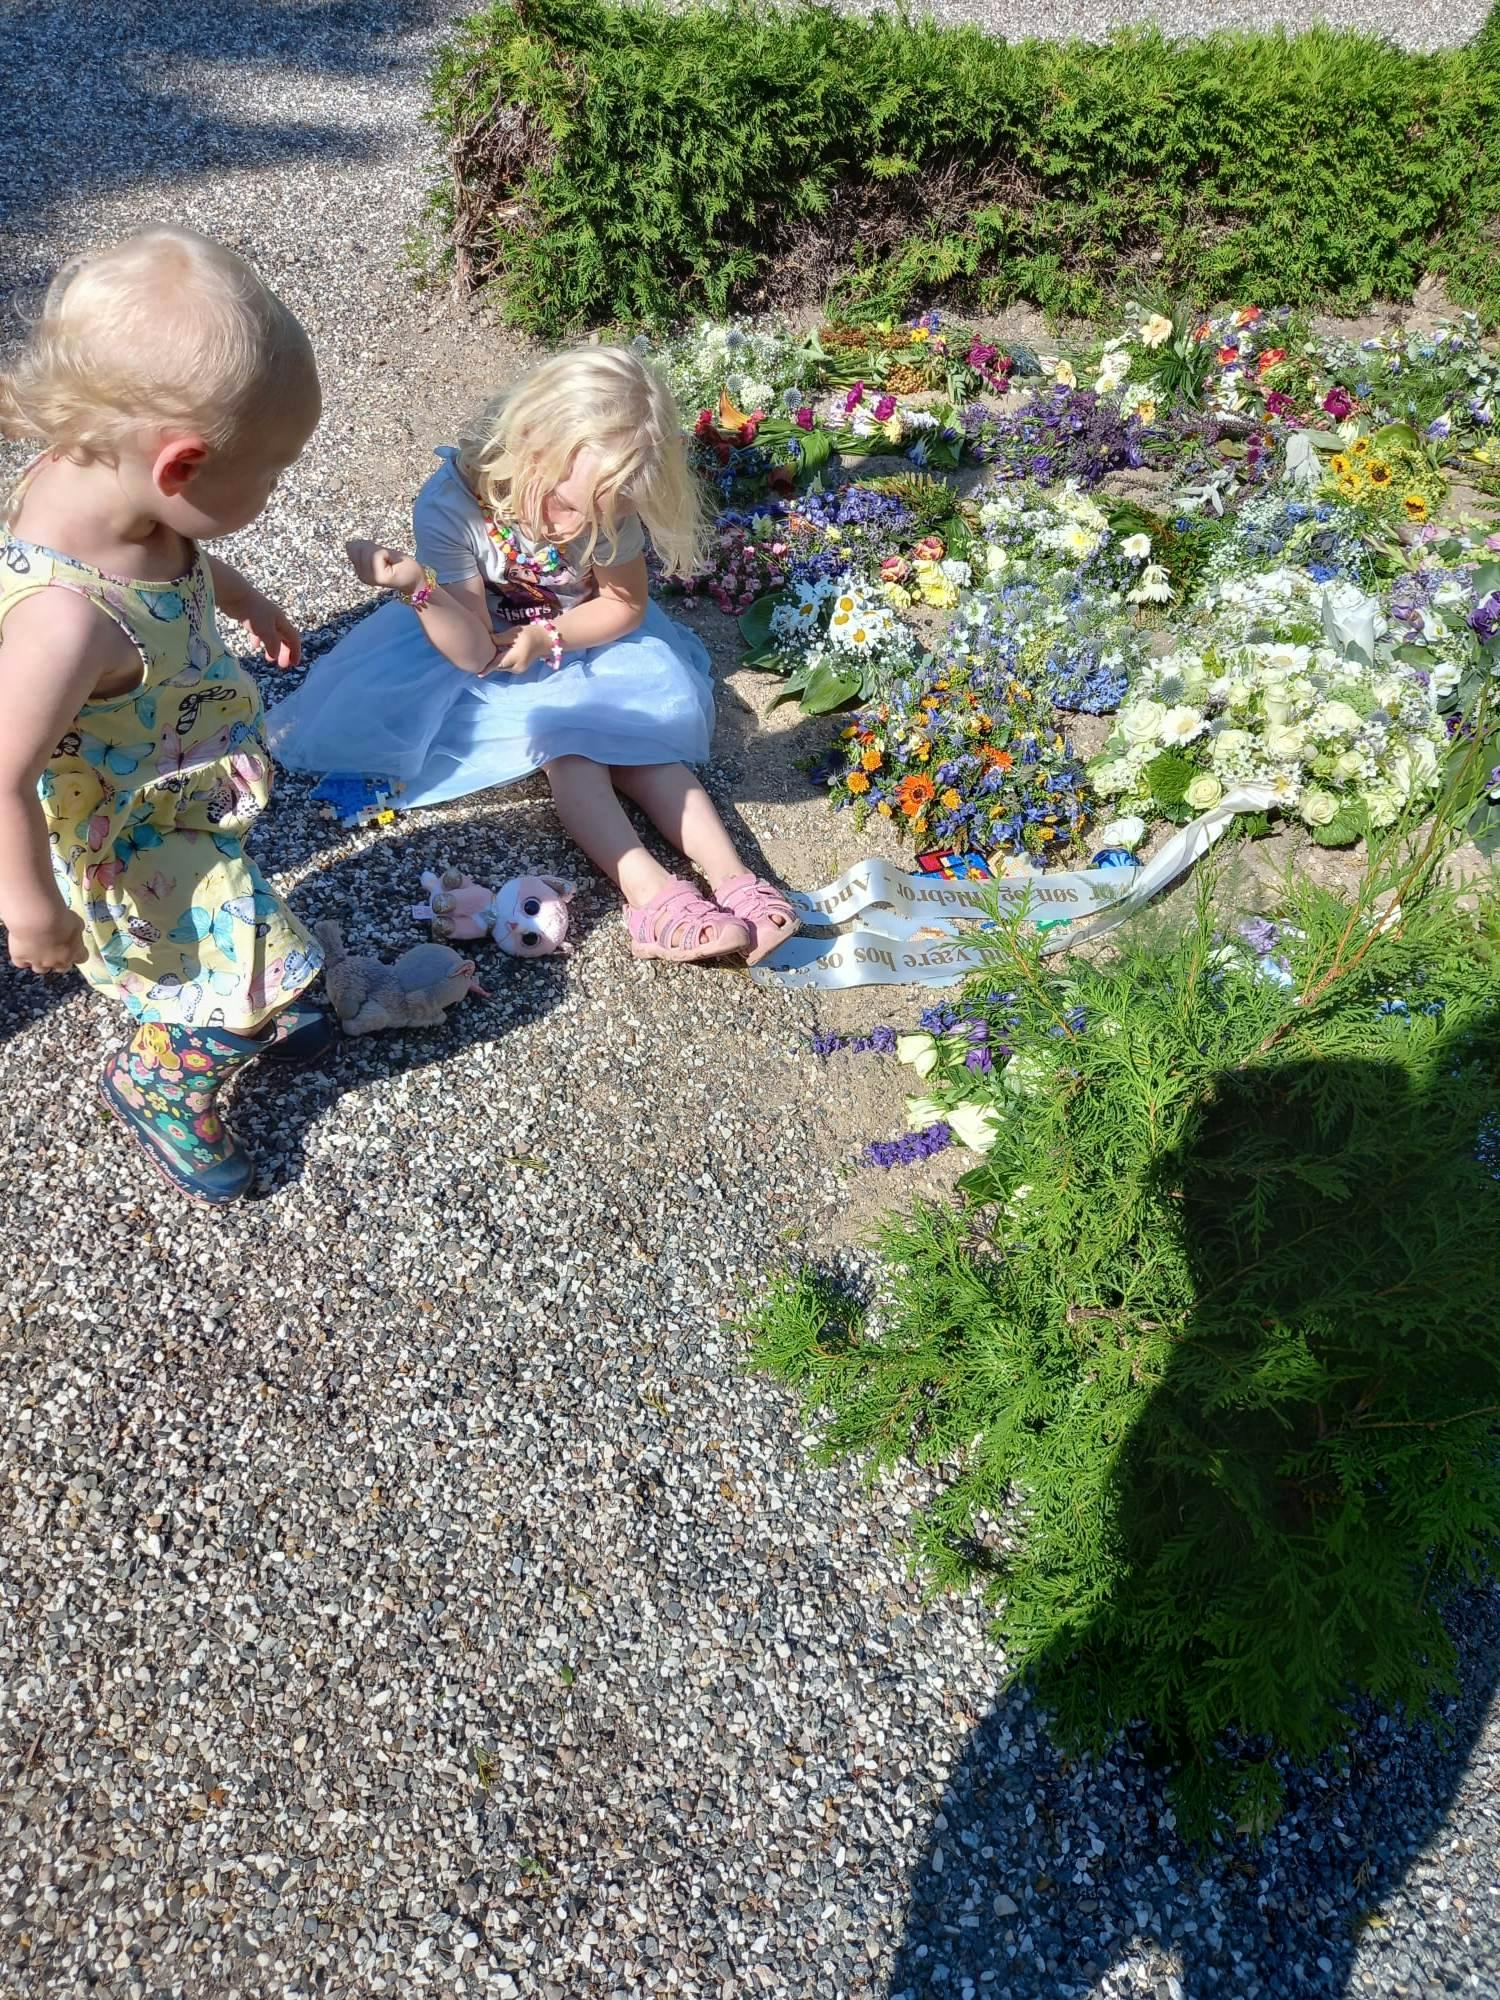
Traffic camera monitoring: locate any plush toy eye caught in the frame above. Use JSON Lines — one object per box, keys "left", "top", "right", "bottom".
{"left": 520, "top": 930, "right": 539, "bottom": 948}
{"left": 522, "top": 897, "right": 541, "bottom": 916}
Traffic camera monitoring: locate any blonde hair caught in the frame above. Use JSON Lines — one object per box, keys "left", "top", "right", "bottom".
{"left": 457, "top": 346, "right": 704, "bottom": 580}
{"left": 0, "top": 226, "right": 318, "bottom": 464}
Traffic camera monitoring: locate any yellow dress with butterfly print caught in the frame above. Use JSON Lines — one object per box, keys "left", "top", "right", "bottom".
{"left": 0, "top": 530, "right": 321, "bottom": 1034}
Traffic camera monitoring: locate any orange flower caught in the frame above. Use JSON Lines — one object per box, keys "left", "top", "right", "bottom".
{"left": 846, "top": 770, "right": 870, "bottom": 794}
{"left": 1257, "top": 347, "right": 1287, "bottom": 373}
{"left": 861, "top": 747, "right": 883, "bottom": 772}
{"left": 980, "top": 747, "right": 1014, "bottom": 772}
{"left": 897, "top": 773, "right": 936, "bottom": 817}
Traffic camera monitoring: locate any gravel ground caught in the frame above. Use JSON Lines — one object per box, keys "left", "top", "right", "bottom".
{"left": 2, "top": 5, "right": 1499, "bottom": 1999}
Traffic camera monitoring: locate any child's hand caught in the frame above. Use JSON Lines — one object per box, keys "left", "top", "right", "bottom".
{"left": 348, "top": 540, "right": 425, "bottom": 597}
{"left": 493, "top": 623, "right": 554, "bottom": 675}
{"left": 240, "top": 587, "right": 303, "bottom": 670}
{"left": 5, "top": 900, "right": 87, "bottom": 975}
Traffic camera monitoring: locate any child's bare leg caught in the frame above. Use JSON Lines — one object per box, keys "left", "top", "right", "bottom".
{"left": 545, "top": 756, "right": 673, "bottom": 910}
{"left": 609, "top": 761, "right": 742, "bottom": 893}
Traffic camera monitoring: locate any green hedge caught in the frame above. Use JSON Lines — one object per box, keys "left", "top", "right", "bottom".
{"left": 427, "top": 0, "right": 1500, "bottom": 335}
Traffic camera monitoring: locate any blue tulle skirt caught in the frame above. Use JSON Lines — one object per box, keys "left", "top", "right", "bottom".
{"left": 267, "top": 598, "right": 716, "bottom": 808}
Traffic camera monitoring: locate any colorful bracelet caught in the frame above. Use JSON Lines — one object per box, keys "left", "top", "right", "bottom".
{"left": 402, "top": 564, "right": 438, "bottom": 610}
{"left": 532, "top": 615, "right": 564, "bottom": 672}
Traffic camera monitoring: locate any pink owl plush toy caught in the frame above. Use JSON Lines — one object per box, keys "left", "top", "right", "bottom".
{"left": 413, "top": 869, "right": 574, "bottom": 957}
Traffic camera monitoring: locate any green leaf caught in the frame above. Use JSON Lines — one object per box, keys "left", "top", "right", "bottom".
{"left": 799, "top": 659, "right": 864, "bottom": 715}
{"left": 739, "top": 592, "right": 788, "bottom": 670}
{"left": 798, "top": 429, "right": 834, "bottom": 479}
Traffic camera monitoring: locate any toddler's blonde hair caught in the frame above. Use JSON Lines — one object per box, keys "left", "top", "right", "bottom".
{"left": 0, "top": 225, "right": 317, "bottom": 465}
{"left": 457, "top": 346, "right": 704, "bottom": 580}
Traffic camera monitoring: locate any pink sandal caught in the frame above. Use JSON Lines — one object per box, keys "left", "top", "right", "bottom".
{"left": 627, "top": 879, "right": 753, "bottom": 963}
{"left": 713, "top": 873, "right": 801, "bottom": 967}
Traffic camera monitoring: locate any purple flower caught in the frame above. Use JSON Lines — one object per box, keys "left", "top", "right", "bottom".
{"left": 795, "top": 406, "right": 815, "bottom": 432}
{"left": 1323, "top": 387, "right": 1354, "bottom": 419}
{"left": 874, "top": 394, "right": 897, "bottom": 422}
{"left": 864, "top": 1122, "right": 953, "bottom": 1169}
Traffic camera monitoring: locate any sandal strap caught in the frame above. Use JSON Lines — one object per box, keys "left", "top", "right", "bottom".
{"left": 630, "top": 881, "right": 729, "bottom": 952}
{"left": 716, "top": 873, "right": 794, "bottom": 923}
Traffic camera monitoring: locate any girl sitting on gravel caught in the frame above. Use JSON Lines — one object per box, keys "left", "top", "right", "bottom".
{"left": 268, "top": 346, "right": 798, "bottom": 966}
{"left": 0, "top": 227, "right": 330, "bottom": 1206}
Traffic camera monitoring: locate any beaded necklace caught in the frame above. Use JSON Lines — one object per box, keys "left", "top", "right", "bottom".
{"left": 480, "top": 503, "right": 567, "bottom": 579}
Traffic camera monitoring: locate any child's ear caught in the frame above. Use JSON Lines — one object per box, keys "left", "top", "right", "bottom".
{"left": 153, "top": 437, "right": 209, "bottom": 497}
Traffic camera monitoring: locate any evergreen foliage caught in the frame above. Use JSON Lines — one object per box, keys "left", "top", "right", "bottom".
{"left": 427, "top": 0, "right": 1500, "bottom": 335}
{"left": 749, "top": 855, "right": 1500, "bottom": 1834}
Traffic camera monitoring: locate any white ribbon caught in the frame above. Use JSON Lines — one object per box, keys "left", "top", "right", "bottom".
{"left": 752, "top": 786, "right": 1277, "bottom": 988}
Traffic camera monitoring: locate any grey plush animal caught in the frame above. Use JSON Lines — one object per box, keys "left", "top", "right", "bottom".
{"left": 313, "top": 919, "right": 487, "bottom": 1036}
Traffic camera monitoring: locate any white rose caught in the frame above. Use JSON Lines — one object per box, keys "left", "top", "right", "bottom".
{"left": 1362, "top": 786, "right": 1400, "bottom": 828}
{"left": 985, "top": 544, "right": 1008, "bottom": 576}
{"left": 948, "top": 1102, "right": 1002, "bottom": 1154}
{"left": 1184, "top": 774, "right": 1223, "bottom": 811}
{"left": 1299, "top": 789, "right": 1339, "bottom": 827}
{"left": 1098, "top": 814, "right": 1147, "bottom": 851}
{"left": 896, "top": 1033, "right": 939, "bottom": 1080}
{"left": 1212, "top": 728, "right": 1250, "bottom": 759}
{"left": 1317, "top": 701, "right": 1364, "bottom": 737}
{"left": 1264, "top": 724, "right": 1307, "bottom": 759}
{"left": 1262, "top": 696, "right": 1294, "bottom": 728}
{"left": 1119, "top": 699, "right": 1168, "bottom": 744}
{"left": 1335, "top": 750, "right": 1367, "bottom": 779}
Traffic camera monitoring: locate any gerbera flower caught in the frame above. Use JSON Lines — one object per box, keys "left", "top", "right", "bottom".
{"left": 897, "top": 774, "right": 937, "bottom": 816}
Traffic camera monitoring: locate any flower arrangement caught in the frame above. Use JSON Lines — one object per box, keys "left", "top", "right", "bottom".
{"left": 1089, "top": 581, "right": 1450, "bottom": 844}
{"left": 756, "top": 571, "right": 921, "bottom": 714}
{"left": 969, "top": 386, "right": 1158, "bottom": 488}
{"left": 1320, "top": 426, "right": 1448, "bottom": 527}
{"left": 828, "top": 655, "right": 1093, "bottom": 857}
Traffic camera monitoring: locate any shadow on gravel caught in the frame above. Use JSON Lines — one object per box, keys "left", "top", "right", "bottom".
{"left": 890, "top": 1591, "right": 1500, "bottom": 2000}
{"left": 892, "top": 1039, "right": 1500, "bottom": 1999}
{"left": 0, "top": 0, "right": 441, "bottom": 257}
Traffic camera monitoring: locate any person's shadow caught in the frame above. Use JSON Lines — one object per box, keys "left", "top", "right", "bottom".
{"left": 890, "top": 1026, "right": 1500, "bottom": 1998}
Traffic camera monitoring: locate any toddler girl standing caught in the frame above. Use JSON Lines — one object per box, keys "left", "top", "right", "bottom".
{"left": 0, "top": 227, "right": 328, "bottom": 1205}
{"left": 270, "top": 347, "right": 798, "bottom": 964}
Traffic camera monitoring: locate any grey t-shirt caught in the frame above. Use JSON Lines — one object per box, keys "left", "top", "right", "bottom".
{"left": 412, "top": 447, "right": 645, "bottom": 626}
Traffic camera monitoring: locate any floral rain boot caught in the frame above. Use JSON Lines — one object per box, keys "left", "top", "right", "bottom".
{"left": 98, "top": 1020, "right": 265, "bottom": 1205}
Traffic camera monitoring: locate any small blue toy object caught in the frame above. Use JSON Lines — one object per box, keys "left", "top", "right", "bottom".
{"left": 309, "top": 772, "right": 404, "bottom": 827}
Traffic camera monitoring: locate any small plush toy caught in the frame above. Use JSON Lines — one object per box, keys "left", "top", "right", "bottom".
{"left": 412, "top": 869, "right": 574, "bottom": 957}
{"left": 313, "top": 919, "right": 488, "bottom": 1036}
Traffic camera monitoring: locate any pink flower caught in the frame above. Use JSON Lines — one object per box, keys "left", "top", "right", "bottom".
{"left": 874, "top": 394, "right": 897, "bottom": 421}
{"left": 795, "top": 407, "right": 815, "bottom": 431}
{"left": 1323, "top": 387, "right": 1354, "bottom": 419}
{"left": 1485, "top": 532, "right": 1500, "bottom": 552}
{"left": 843, "top": 383, "right": 865, "bottom": 415}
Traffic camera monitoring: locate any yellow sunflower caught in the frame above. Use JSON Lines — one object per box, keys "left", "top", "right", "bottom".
{"left": 1350, "top": 438, "right": 1371, "bottom": 458}
{"left": 1404, "top": 494, "right": 1429, "bottom": 521}
{"left": 1329, "top": 453, "right": 1350, "bottom": 478}
{"left": 1368, "top": 461, "right": 1392, "bottom": 487}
